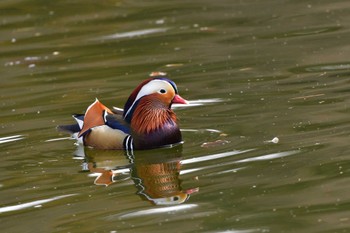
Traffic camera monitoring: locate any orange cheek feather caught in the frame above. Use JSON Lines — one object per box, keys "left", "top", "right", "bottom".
{"left": 131, "top": 94, "right": 177, "bottom": 135}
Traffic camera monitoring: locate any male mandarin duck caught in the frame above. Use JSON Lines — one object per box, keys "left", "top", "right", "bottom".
{"left": 58, "top": 73, "right": 188, "bottom": 150}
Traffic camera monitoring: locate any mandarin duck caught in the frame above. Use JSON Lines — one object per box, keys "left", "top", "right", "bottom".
{"left": 58, "top": 73, "right": 188, "bottom": 150}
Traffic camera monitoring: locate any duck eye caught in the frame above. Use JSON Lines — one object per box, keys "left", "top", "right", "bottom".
{"left": 159, "top": 89, "right": 166, "bottom": 94}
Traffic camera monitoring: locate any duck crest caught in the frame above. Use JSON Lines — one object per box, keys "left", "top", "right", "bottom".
{"left": 123, "top": 76, "right": 180, "bottom": 123}
{"left": 123, "top": 78, "right": 153, "bottom": 122}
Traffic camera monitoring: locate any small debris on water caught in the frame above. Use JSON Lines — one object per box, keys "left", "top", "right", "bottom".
{"left": 155, "top": 19, "right": 165, "bottom": 25}
{"left": 150, "top": 71, "right": 167, "bottom": 77}
{"left": 265, "top": 137, "right": 279, "bottom": 144}
{"left": 165, "top": 63, "right": 183, "bottom": 67}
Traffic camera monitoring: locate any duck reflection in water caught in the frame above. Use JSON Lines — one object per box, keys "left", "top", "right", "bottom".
{"left": 75, "top": 145, "right": 198, "bottom": 205}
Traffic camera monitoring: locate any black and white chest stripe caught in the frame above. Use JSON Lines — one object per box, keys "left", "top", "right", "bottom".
{"left": 123, "top": 135, "right": 134, "bottom": 152}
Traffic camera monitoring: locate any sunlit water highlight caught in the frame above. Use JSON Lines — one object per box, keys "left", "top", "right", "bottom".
{"left": 0, "top": 135, "right": 24, "bottom": 144}
{"left": 0, "top": 194, "right": 77, "bottom": 214}
{"left": 113, "top": 204, "right": 198, "bottom": 219}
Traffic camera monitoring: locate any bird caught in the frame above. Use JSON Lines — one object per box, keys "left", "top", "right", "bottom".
{"left": 58, "top": 72, "right": 188, "bottom": 150}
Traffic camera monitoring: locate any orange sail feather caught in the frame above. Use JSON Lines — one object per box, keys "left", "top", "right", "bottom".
{"left": 78, "top": 99, "right": 113, "bottom": 137}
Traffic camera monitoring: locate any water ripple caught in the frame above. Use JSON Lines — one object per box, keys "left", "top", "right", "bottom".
{"left": 234, "top": 150, "right": 300, "bottom": 164}
{"left": 181, "top": 149, "right": 255, "bottom": 165}
{"left": 180, "top": 150, "right": 299, "bottom": 176}
{"left": 113, "top": 204, "right": 198, "bottom": 219}
{"left": 173, "top": 98, "right": 223, "bottom": 108}
{"left": 0, "top": 135, "right": 24, "bottom": 144}
{"left": 0, "top": 194, "right": 77, "bottom": 214}
{"left": 290, "top": 62, "right": 350, "bottom": 73}
{"left": 96, "top": 28, "right": 168, "bottom": 40}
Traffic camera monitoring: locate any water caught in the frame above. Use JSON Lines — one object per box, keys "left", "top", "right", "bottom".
{"left": 1, "top": 0, "right": 350, "bottom": 232}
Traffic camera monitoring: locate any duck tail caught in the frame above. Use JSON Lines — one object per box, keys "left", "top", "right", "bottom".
{"left": 57, "top": 123, "right": 81, "bottom": 134}
{"left": 57, "top": 114, "right": 84, "bottom": 134}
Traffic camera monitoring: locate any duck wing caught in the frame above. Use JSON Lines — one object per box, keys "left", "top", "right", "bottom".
{"left": 104, "top": 113, "right": 130, "bottom": 134}
{"left": 112, "top": 106, "right": 124, "bottom": 115}
{"left": 58, "top": 99, "right": 130, "bottom": 136}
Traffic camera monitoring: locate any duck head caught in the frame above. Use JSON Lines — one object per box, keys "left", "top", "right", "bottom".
{"left": 123, "top": 76, "right": 187, "bottom": 149}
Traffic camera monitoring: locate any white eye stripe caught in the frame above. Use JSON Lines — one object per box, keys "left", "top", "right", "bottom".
{"left": 124, "top": 80, "right": 173, "bottom": 119}
{"left": 136, "top": 80, "right": 171, "bottom": 100}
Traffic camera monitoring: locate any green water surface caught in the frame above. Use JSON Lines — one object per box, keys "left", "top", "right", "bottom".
{"left": 1, "top": 1, "right": 350, "bottom": 232}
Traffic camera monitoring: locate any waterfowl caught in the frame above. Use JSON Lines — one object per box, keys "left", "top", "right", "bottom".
{"left": 58, "top": 73, "right": 188, "bottom": 150}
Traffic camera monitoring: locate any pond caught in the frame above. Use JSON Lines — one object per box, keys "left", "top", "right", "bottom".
{"left": 1, "top": 0, "right": 350, "bottom": 232}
